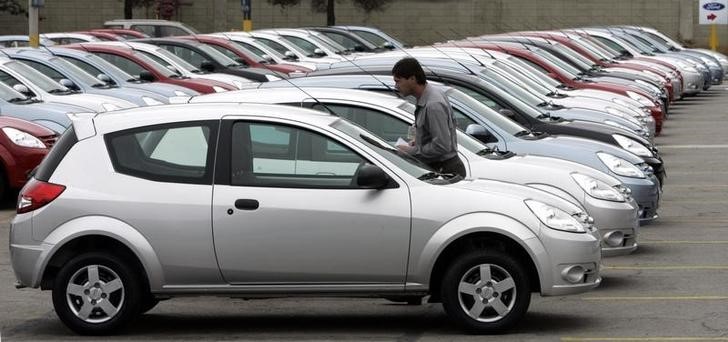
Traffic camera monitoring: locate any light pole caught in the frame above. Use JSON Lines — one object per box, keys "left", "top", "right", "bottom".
{"left": 242, "top": 0, "right": 252, "bottom": 32}
{"left": 28, "top": 0, "right": 44, "bottom": 48}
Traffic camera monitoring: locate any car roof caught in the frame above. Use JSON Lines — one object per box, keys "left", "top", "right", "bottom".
{"left": 91, "top": 102, "right": 337, "bottom": 134}
{"left": 189, "top": 87, "right": 406, "bottom": 108}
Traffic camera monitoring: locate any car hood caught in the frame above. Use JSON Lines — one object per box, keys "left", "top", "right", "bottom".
{"left": 46, "top": 93, "right": 137, "bottom": 112}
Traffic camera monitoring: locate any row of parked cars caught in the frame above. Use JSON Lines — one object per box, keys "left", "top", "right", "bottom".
{"left": 6, "top": 21, "right": 725, "bottom": 335}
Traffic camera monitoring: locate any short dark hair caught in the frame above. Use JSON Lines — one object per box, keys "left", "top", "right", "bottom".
{"left": 392, "top": 57, "right": 427, "bottom": 85}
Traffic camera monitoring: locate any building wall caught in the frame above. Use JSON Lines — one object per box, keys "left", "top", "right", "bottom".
{"left": 0, "top": 0, "right": 726, "bottom": 53}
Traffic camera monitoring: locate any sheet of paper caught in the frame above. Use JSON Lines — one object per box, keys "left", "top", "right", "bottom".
{"left": 395, "top": 137, "right": 409, "bottom": 148}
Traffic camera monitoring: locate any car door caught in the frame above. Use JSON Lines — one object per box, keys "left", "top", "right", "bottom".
{"left": 212, "top": 118, "right": 412, "bottom": 286}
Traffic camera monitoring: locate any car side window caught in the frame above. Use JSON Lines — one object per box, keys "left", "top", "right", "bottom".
{"left": 451, "top": 85, "right": 504, "bottom": 112}
{"left": 131, "top": 25, "right": 156, "bottom": 36}
{"left": 0, "top": 70, "right": 27, "bottom": 90}
{"left": 451, "top": 108, "right": 478, "bottom": 132}
{"left": 60, "top": 57, "right": 104, "bottom": 77}
{"left": 18, "top": 60, "right": 66, "bottom": 82}
{"left": 231, "top": 121, "right": 366, "bottom": 189}
{"left": 310, "top": 103, "right": 409, "bottom": 144}
{"left": 105, "top": 121, "right": 217, "bottom": 184}
{"left": 94, "top": 53, "right": 146, "bottom": 78}
{"left": 159, "top": 26, "right": 188, "bottom": 37}
{"left": 319, "top": 32, "right": 357, "bottom": 50}
{"left": 159, "top": 45, "right": 206, "bottom": 68}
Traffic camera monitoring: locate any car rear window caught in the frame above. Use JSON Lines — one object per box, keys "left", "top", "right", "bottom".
{"left": 34, "top": 127, "right": 77, "bottom": 182}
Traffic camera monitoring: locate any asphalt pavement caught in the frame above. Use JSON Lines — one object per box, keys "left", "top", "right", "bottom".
{"left": 2, "top": 87, "right": 728, "bottom": 341}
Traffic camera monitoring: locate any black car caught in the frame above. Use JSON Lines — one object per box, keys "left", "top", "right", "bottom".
{"left": 136, "top": 38, "right": 286, "bottom": 82}
{"left": 309, "top": 60, "right": 666, "bottom": 185}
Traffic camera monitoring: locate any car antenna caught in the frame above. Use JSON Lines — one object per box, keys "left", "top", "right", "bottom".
{"left": 447, "top": 28, "right": 496, "bottom": 60}
{"left": 432, "top": 30, "right": 485, "bottom": 68}
{"left": 425, "top": 38, "right": 480, "bottom": 76}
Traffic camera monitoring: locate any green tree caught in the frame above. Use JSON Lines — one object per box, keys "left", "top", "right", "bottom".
{"left": 0, "top": 0, "right": 26, "bottom": 15}
{"left": 269, "top": 0, "right": 392, "bottom": 25}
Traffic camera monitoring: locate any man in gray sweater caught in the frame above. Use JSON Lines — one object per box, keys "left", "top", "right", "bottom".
{"left": 392, "top": 57, "right": 466, "bottom": 178}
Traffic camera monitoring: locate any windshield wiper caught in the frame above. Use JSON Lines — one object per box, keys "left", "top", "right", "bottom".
{"left": 7, "top": 97, "right": 28, "bottom": 103}
{"left": 514, "top": 130, "right": 531, "bottom": 137}
{"left": 476, "top": 147, "right": 493, "bottom": 156}
{"left": 536, "top": 113, "right": 551, "bottom": 119}
{"left": 417, "top": 171, "right": 442, "bottom": 180}
{"left": 47, "top": 89, "right": 71, "bottom": 94}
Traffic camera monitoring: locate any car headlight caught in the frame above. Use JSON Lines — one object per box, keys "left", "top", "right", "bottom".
{"left": 525, "top": 200, "right": 586, "bottom": 233}
{"left": 597, "top": 152, "right": 646, "bottom": 178}
{"left": 571, "top": 173, "right": 626, "bottom": 202}
{"left": 101, "top": 103, "right": 121, "bottom": 111}
{"left": 2, "top": 127, "right": 46, "bottom": 148}
{"left": 212, "top": 86, "right": 228, "bottom": 93}
{"left": 612, "top": 134, "right": 653, "bottom": 157}
{"left": 626, "top": 91, "right": 653, "bottom": 106}
{"left": 141, "top": 96, "right": 164, "bottom": 106}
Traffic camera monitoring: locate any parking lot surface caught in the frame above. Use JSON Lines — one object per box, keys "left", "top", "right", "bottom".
{"left": 2, "top": 88, "right": 728, "bottom": 341}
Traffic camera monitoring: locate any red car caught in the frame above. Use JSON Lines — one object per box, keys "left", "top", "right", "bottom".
{"left": 0, "top": 116, "right": 57, "bottom": 199}
{"left": 89, "top": 28, "right": 150, "bottom": 40}
{"left": 65, "top": 43, "right": 236, "bottom": 94}
{"left": 452, "top": 41, "right": 665, "bottom": 134}
{"left": 178, "top": 35, "right": 313, "bottom": 76}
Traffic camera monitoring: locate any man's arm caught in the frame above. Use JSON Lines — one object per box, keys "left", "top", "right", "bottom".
{"left": 413, "top": 102, "right": 454, "bottom": 159}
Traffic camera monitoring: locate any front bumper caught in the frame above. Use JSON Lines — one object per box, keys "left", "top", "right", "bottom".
{"left": 682, "top": 72, "right": 705, "bottom": 95}
{"left": 621, "top": 174, "right": 661, "bottom": 225}
{"left": 584, "top": 196, "right": 639, "bottom": 257}
{"left": 537, "top": 224, "right": 602, "bottom": 296}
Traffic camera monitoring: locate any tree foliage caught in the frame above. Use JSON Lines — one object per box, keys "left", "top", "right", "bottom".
{"left": 0, "top": 0, "right": 26, "bottom": 15}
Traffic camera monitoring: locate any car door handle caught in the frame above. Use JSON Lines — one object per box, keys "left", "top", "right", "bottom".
{"left": 234, "top": 199, "right": 259, "bottom": 210}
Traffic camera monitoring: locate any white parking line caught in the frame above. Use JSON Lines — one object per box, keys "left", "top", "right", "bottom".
{"left": 603, "top": 265, "right": 728, "bottom": 270}
{"left": 562, "top": 337, "right": 728, "bottom": 341}
{"left": 640, "top": 240, "right": 728, "bottom": 244}
{"left": 659, "top": 144, "right": 728, "bottom": 149}
{"left": 582, "top": 295, "right": 728, "bottom": 301}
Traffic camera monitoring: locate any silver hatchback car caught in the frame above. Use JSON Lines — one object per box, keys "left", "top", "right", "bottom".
{"left": 10, "top": 103, "right": 601, "bottom": 335}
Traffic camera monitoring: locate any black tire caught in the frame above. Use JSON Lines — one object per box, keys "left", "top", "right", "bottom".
{"left": 52, "top": 252, "right": 143, "bottom": 335}
{"left": 139, "top": 295, "right": 160, "bottom": 314}
{"left": 440, "top": 250, "right": 531, "bottom": 334}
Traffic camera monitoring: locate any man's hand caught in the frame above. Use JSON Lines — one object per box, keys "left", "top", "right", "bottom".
{"left": 397, "top": 142, "right": 415, "bottom": 153}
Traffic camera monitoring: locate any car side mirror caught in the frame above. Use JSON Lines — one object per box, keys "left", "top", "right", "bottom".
{"left": 284, "top": 51, "right": 298, "bottom": 60}
{"left": 59, "top": 79, "right": 78, "bottom": 90}
{"left": 261, "top": 54, "right": 275, "bottom": 63}
{"left": 166, "top": 65, "right": 181, "bottom": 74}
{"left": 97, "top": 73, "right": 113, "bottom": 84}
{"left": 353, "top": 45, "right": 365, "bottom": 52}
{"left": 356, "top": 163, "right": 392, "bottom": 189}
{"left": 382, "top": 41, "right": 395, "bottom": 50}
{"left": 465, "top": 124, "right": 492, "bottom": 143}
{"left": 235, "top": 58, "right": 249, "bottom": 66}
{"left": 138, "top": 70, "right": 155, "bottom": 82}
{"left": 200, "top": 60, "right": 215, "bottom": 72}
{"left": 12, "top": 84, "right": 31, "bottom": 95}
{"left": 313, "top": 48, "right": 326, "bottom": 57}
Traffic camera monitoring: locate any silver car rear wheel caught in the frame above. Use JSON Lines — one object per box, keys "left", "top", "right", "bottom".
{"left": 65, "top": 265, "right": 125, "bottom": 324}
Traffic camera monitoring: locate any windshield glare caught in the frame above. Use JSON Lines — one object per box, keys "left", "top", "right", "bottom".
{"left": 5, "top": 61, "right": 67, "bottom": 92}
{"left": 330, "top": 119, "right": 434, "bottom": 179}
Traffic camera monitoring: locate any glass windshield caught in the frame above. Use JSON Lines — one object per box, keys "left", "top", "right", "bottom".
{"left": 572, "top": 37, "right": 611, "bottom": 60}
{"left": 551, "top": 44, "right": 594, "bottom": 69}
{"left": 586, "top": 35, "right": 623, "bottom": 58}
{"left": 258, "top": 36, "right": 309, "bottom": 57}
{"left": 0, "top": 81, "right": 26, "bottom": 101}
{"left": 195, "top": 43, "right": 240, "bottom": 66}
{"left": 128, "top": 51, "right": 178, "bottom": 77}
{"left": 154, "top": 48, "right": 198, "bottom": 71}
{"left": 617, "top": 34, "right": 654, "bottom": 55}
{"left": 480, "top": 68, "right": 545, "bottom": 105}
{"left": 231, "top": 40, "right": 268, "bottom": 61}
{"left": 446, "top": 87, "right": 529, "bottom": 136}
{"left": 281, "top": 35, "right": 321, "bottom": 56}
{"left": 495, "top": 60, "right": 554, "bottom": 93}
{"left": 532, "top": 48, "right": 581, "bottom": 77}
{"left": 310, "top": 33, "right": 347, "bottom": 52}
{"left": 628, "top": 33, "right": 666, "bottom": 53}
{"left": 330, "top": 119, "right": 434, "bottom": 179}
{"left": 352, "top": 30, "right": 388, "bottom": 47}
{"left": 49, "top": 57, "right": 104, "bottom": 86}
{"left": 5, "top": 61, "right": 67, "bottom": 92}
{"left": 506, "top": 56, "right": 561, "bottom": 87}
{"left": 62, "top": 53, "right": 135, "bottom": 81}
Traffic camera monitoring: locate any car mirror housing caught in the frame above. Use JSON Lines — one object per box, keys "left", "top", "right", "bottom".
{"left": 465, "top": 124, "right": 491, "bottom": 142}
{"left": 12, "top": 84, "right": 31, "bottom": 95}
{"left": 97, "top": 73, "right": 113, "bottom": 84}
{"left": 356, "top": 163, "right": 392, "bottom": 189}
{"left": 200, "top": 60, "right": 215, "bottom": 72}
{"left": 138, "top": 71, "right": 155, "bottom": 82}
{"left": 284, "top": 51, "right": 298, "bottom": 60}
{"left": 313, "top": 48, "right": 326, "bottom": 57}
{"left": 59, "top": 79, "right": 78, "bottom": 90}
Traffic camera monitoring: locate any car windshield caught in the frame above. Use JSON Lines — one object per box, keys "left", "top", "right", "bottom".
{"left": 153, "top": 48, "right": 199, "bottom": 72}
{"left": 531, "top": 48, "right": 581, "bottom": 77}
{"left": 49, "top": 57, "right": 105, "bottom": 86}
{"left": 628, "top": 33, "right": 667, "bottom": 53}
{"left": 4, "top": 61, "right": 68, "bottom": 93}
{"left": 505, "top": 56, "right": 562, "bottom": 88}
{"left": 572, "top": 37, "right": 612, "bottom": 60}
{"left": 480, "top": 68, "right": 546, "bottom": 106}
{"left": 194, "top": 43, "right": 240, "bottom": 66}
{"left": 281, "top": 35, "right": 322, "bottom": 57}
{"left": 551, "top": 43, "right": 594, "bottom": 70}
{"left": 617, "top": 33, "right": 655, "bottom": 55}
{"left": 230, "top": 40, "right": 268, "bottom": 62}
{"left": 352, "top": 30, "right": 388, "bottom": 47}
{"left": 330, "top": 119, "right": 436, "bottom": 179}
{"left": 0, "top": 81, "right": 27, "bottom": 101}
{"left": 494, "top": 60, "right": 553, "bottom": 93}
{"left": 62, "top": 53, "right": 136, "bottom": 82}
{"left": 257, "top": 36, "right": 308, "bottom": 57}
{"left": 131, "top": 51, "right": 178, "bottom": 77}
{"left": 445, "top": 87, "right": 529, "bottom": 136}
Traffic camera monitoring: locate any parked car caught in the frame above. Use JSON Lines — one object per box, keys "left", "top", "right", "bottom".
{"left": 136, "top": 38, "right": 286, "bottom": 82}
{"left": 306, "top": 26, "right": 384, "bottom": 53}
{"left": 64, "top": 43, "right": 235, "bottom": 94}
{"left": 333, "top": 25, "right": 409, "bottom": 50}
{"left": 0, "top": 35, "right": 55, "bottom": 47}
{"left": 208, "top": 32, "right": 320, "bottom": 71}
{"left": 49, "top": 47, "right": 199, "bottom": 98}
{"left": 0, "top": 57, "right": 137, "bottom": 114}
{"left": 191, "top": 86, "right": 640, "bottom": 255}
{"left": 0, "top": 115, "right": 57, "bottom": 199}
{"left": 4, "top": 48, "right": 169, "bottom": 106}
{"left": 89, "top": 28, "right": 151, "bottom": 40}
{"left": 41, "top": 32, "right": 102, "bottom": 45}
{"left": 10, "top": 102, "right": 601, "bottom": 335}
{"left": 103, "top": 19, "right": 200, "bottom": 37}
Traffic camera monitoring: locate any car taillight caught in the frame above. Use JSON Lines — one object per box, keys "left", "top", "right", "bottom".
{"left": 17, "top": 178, "right": 66, "bottom": 214}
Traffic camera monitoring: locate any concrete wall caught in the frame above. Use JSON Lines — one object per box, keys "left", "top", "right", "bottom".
{"left": 1, "top": 0, "right": 727, "bottom": 53}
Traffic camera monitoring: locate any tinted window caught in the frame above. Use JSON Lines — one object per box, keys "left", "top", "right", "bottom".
{"left": 159, "top": 26, "right": 188, "bottom": 37}
{"left": 95, "top": 52, "right": 147, "bottom": 78}
{"left": 159, "top": 44, "right": 208, "bottom": 68}
{"left": 231, "top": 121, "right": 365, "bottom": 188}
{"left": 18, "top": 60, "right": 66, "bottom": 82}
{"left": 131, "top": 25, "right": 156, "bottom": 36}
{"left": 106, "top": 121, "right": 217, "bottom": 184}
{"left": 319, "top": 31, "right": 359, "bottom": 50}
{"left": 312, "top": 103, "right": 409, "bottom": 143}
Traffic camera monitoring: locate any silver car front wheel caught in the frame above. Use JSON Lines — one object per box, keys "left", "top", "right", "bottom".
{"left": 441, "top": 249, "right": 531, "bottom": 334}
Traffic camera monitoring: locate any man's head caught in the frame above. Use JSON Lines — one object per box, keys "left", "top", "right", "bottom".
{"left": 392, "top": 57, "right": 427, "bottom": 97}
